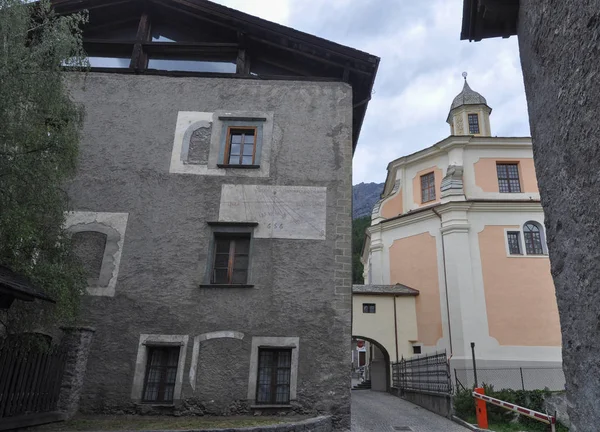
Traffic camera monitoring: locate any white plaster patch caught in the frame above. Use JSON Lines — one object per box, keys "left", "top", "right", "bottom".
{"left": 170, "top": 111, "right": 225, "bottom": 176}
{"left": 131, "top": 334, "right": 189, "bottom": 402}
{"left": 218, "top": 185, "right": 326, "bottom": 240}
{"left": 65, "top": 211, "right": 128, "bottom": 297}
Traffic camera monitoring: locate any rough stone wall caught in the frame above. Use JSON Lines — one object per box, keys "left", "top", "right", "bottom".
{"left": 57, "top": 327, "right": 95, "bottom": 417}
{"left": 65, "top": 73, "right": 353, "bottom": 429}
{"left": 517, "top": 2, "right": 600, "bottom": 430}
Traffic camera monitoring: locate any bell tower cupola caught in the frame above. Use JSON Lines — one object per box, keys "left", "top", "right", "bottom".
{"left": 447, "top": 72, "right": 492, "bottom": 136}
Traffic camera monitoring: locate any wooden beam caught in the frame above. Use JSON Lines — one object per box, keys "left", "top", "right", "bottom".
{"left": 52, "top": 0, "right": 135, "bottom": 14}
{"left": 236, "top": 32, "right": 247, "bottom": 75}
{"left": 130, "top": 9, "right": 151, "bottom": 71}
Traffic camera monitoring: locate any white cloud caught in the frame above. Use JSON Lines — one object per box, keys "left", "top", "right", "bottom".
{"left": 213, "top": 0, "right": 530, "bottom": 184}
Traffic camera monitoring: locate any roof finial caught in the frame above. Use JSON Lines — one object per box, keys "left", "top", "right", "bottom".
{"left": 462, "top": 71, "right": 468, "bottom": 80}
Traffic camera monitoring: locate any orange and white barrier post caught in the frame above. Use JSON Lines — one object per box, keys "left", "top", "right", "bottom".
{"left": 474, "top": 387, "right": 488, "bottom": 429}
{"left": 472, "top": 390, "right": 556, "bottom": 432}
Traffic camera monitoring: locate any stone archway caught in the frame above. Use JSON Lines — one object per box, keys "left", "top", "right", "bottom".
{"left": 352, "top": 335, "right": 391, "bottom": 392}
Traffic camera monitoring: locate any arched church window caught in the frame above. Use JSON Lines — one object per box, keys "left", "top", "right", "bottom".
{"left": 523, "top": 222, "right": 544, "bottom": 255}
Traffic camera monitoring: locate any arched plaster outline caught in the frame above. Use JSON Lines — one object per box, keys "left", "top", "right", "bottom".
{"left": 189, "top": 331, "right": 245, "bottom": 390}
{"left": 180, "top": 120, "right": 212, "bottom": 164}
{"left": 65, "top": 211, "right": 128, "bottom": 297}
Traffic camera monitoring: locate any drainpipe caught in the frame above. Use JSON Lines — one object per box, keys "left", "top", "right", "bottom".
{"left": 393, "top": 295, "right": 399, "bottom": 362}
{"left": 431, "top": 207, "right": 453, "bottom": 356}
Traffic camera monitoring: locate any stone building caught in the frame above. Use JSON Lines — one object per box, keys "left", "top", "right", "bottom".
{"left": 55, "top": 0, "right": 378, "bottom": 429}
{"left": 355, "top": 79, "right": 562, "bottom": 390}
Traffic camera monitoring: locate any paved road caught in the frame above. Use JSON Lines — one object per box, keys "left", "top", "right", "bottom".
{"left": 351, "top": 390, "right": 469, "bottom": 432}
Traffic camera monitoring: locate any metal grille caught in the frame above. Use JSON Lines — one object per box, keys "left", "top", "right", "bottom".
{"left": 523, "top": 223, "right": 544, "bottom": 255}
{"left": 142, "top": 347, "right": 180, "bottom": 403}
{"left": 256, "top": 349, "right": 291, "bottom": 404}
{"left": 507, "top": 231, "right": 521, "bottom": 255}
{"left": 420, "top": 172, "right": 436, "bottom": 203}
{"left": 392, "top": 350, "right": 452, "bottom": 394}
{"left": 454, "top": 367, "right": 565, "bottom": 392}
{"left": 497, "top": 163, "right": 521, "bottom": 193}
{"left": 468, "top": 113, "right": 480, "bottom": 134}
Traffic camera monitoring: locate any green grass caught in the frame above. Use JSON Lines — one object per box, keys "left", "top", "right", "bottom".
{"left": 34, "top": 415, "right": 309, "bottom": 431}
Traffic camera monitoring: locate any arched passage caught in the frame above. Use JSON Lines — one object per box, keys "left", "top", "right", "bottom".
{"left": 352, "top": 335, "right": 391, "bottom": 392}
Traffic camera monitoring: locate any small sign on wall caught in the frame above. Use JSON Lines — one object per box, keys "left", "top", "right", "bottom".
{"left": 218, "top": 184, "right": 327, "bottom": 240}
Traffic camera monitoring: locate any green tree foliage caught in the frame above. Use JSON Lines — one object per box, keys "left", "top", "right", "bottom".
{"left": 0, "top": 0, "right": 88, "bottom": 334}
{"left": 352, "top": 216, "right": 370, "bottom": 284}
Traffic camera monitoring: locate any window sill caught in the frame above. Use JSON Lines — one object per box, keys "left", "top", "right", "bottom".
{"left": 137, "top": 403, "right": 175, "bottom": 407}
{"left": 250, "top": 404, "right": 293, "bottom": 409}
{"left": 199, "top": 284, "right": 254, "bottom": 288}
{"left": 217, "top": 164, "right": 261, "bottom": 169}
{"left": 507, "top": 254, "right": 549, "bottom": 259}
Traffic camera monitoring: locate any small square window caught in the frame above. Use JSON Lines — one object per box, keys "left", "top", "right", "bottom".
{"left": 420, "top": 172, "right": 436, "bottom": 203}
{"left": 507, "top": 231, "right": 522, "bottom": 255}
{"left": 362, "top": 303, "right": 376, "bottom": 313}
{"left": 412, "top": 345, "right": 422, "bottom": 355}
{"left": 142, "top": 346, "right": 180, "bottom": 403}
{"left": 224, "top": 127, "right": 257, "bottom": 166}
{"left": 256, "top": 348, "right": 292, "bottom": 405}
{"left": 497, "top": 163, "right": 521, "bottom": 193}
{"left": 468, "top": 113, "right": 480, "bottom": 134}
{"left": 212, "top": 234, "right": 250, "bottom": 285}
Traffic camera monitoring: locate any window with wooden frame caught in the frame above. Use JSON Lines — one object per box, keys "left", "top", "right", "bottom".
{"left": 212, "top": 234, "right": 250, "bottom": 284}
{"left": 142, "top": 346, "right": 180, "bottom": 403}
{"left": 224, "top": 127, "right": 257, "bottom": 166}
{"left": 496, "top": 163, "right": 521, "bottom": 193}
{"left": 256, "top": 348, "right": 292, "bottom": 405}
{"left": 523, "top": 222, "right": 544, "bottom": 255}
{"left": 507, "top": 231, "right": 522, "bottom": 255}
{"left": 420, "top": 172, "right": 436, "bottom": 203}
{"left": 468, "top": 113, "right": 480, "bottom": 134}
{"left": 362, "top": 303, "right": 376, "bottom": 313}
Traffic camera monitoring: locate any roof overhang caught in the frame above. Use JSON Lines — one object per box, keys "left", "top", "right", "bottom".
{"left": 461, "top": 0, "right": 520, "bottom": 41}
{"left": 0, "top": 266, "right": 55, "bottom": 309}
{"left": 49, "top": 0, "right": 379, "bottom": 151}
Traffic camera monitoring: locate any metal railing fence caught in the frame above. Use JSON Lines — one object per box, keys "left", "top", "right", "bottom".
{"left": 393, "top": 350, "right": 452, "bottom": 394}
{"left": 454, "top": 366, "right": 565, "bottom": 392}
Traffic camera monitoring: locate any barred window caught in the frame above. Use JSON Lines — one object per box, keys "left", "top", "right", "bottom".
{"left": 420, "top": 172, "right": 436, "bottom": 203}
{"left": 362, "top": 303, "right": 376, "bottom": 313}
{"left": 468, "top": 113, "right": 480, "bottom": 134}
{"left": 256, "top": 349, "right": 292, "bottom": 404}
{"left": 507, "top": 231, "right": 522, "bottom": 255}
{"left": 524, "top": 222, "right": 544, "bottom": 255}
{"left": 497, "top": 163, "right": 521, "bottom": 193}
{"left": 212, "top": 235, "right": 250, "bottom": 285}
{"left": 142, "top": 346, "right": 180, "bottom": 403}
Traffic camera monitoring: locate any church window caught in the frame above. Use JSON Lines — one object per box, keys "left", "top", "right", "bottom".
{"left": 468, "top": 113, "right": 480, "bottom": 134}
{"left": 497, "top": 163, "right": 521, "bottom": 193}
{"left": 524, "top": 222, "right": 544, "bottom": 255}
{"left": 507, "top": 231, "right": 522, "bottom": 255}
{"left": 420, "top": 172, "right": 436, "bottom": 203}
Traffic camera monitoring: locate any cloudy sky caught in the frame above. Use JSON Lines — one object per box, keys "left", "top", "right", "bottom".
{"left": 217, "top": 0, "right": 531, "bottom": 185}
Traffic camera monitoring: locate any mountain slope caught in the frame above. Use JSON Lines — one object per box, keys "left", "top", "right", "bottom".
{"left": 352, "top": 182, "right": 384, "bottom": 219}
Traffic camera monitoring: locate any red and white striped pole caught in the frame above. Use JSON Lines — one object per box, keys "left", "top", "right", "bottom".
{"left": 472, "top": 390, "right": 556, "bottom": 432}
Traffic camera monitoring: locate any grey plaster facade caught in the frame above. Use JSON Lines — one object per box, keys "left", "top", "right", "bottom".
{"left": 65, "top": 73, "right": 353, "bottom": 429}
